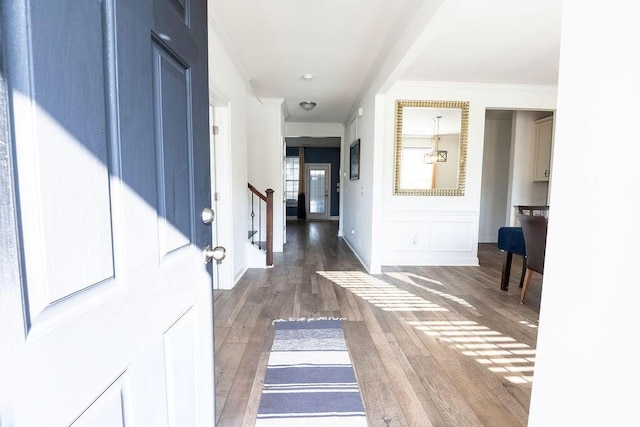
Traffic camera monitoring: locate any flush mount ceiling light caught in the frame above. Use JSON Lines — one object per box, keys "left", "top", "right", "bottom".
{"left": 299, "top": 101, "right": 317, "bottom": 111}
{"left": 302, "top": 73, "right": 313, "bottom": 81}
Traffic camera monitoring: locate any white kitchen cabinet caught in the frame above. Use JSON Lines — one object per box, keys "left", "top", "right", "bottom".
{"left": 533, "top": 116, "right": 553, "bottom": 181}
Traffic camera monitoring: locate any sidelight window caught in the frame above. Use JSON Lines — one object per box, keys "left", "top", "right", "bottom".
{"left": 285, "top": 156, "right": 299, "bottom": 206}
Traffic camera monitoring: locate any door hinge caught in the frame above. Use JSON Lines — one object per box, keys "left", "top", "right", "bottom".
{"left": 212, "top": 125, "right": 219, "bottom": 135}
{"left": 214, "top": 192, "right": 221, "bottom": 201}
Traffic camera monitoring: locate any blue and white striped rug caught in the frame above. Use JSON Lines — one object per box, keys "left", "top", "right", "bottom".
{"left": 256, "top": 318, "right": 367, "bottom": 426}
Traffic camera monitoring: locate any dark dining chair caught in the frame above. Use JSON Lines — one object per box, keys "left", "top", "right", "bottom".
{"left": 518, "top": 213, "right": 548, "bottom": 304}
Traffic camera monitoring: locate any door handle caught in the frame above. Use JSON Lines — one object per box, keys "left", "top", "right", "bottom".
{"left": 202, "top": 207, "right": 215, "bottom": 224}
{"left": 203, "top": 245, "right": 226, "bottom": 264}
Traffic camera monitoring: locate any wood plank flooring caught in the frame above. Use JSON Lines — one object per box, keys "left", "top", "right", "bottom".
{"left": 214, "top": 220, "right": 541, "bottom": 426}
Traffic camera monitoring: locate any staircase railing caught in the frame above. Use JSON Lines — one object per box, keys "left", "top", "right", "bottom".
{"left": 247, "top": 183, "right": 274, "bottom": 266}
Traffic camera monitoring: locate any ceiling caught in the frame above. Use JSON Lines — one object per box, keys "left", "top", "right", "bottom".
{"left": 208, "top": 0, "right": 562, "bottom": 125}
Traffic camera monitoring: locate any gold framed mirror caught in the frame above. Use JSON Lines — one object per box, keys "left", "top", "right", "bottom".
{"left": 394, "top": 100, "right": 469, "bottom": 196}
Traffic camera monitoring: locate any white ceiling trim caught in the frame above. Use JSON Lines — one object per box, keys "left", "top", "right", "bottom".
{"left": 207, "top": 14, "right": 252, "bottom": 86}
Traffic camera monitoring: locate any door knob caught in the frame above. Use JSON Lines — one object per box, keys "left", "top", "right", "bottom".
{"left": 202, "top": 207, "right": 215, "bottom": 224}
{"left": 203, "top": 245, "right": 226, "bottom": 264}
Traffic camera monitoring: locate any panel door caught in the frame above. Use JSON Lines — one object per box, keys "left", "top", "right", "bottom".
{"left": 0, "top": 0, "right": 214, "bottom": 425}
{"left": 306, "top": 164, "right": 331, "bottom": 220}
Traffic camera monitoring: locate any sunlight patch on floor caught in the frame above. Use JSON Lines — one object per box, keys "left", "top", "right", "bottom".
{"left": 316, "top": 271, "right": 447, "bottom": 312}
{"left": 520, "top": 320, "right": 539, "bottom": 329}
{"left": 407, "top": 320, "right": 536, "bottom": 384}
{"left": 384, "top": 272, "right": 476, "bottom": 310}
{"left": 317, "top": 270, "right": 536, "bottom": 385}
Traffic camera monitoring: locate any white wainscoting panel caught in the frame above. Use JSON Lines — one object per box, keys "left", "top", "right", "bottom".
{"left": 380, "top": 211, "right": 479, "bottom": 266}
{"left": 427, "top": 219, "right": 475, "bottom": 252}
{"left": 381, "top": 220, "right": 425, "bottom": 252}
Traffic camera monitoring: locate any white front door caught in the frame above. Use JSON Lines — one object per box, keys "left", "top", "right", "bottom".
{"left": 305, "top": 163, "right": 331, "bottom": 220}
{"left": 0, "top": 1, "right": 214, "bottom": 425}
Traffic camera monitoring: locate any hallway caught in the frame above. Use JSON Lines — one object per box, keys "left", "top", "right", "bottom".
{"left": 214, "top": 220, "right": 541, "bottom": 426}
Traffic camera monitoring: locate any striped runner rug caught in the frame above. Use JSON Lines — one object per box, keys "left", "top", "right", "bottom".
{"left": 256, "top": 318, "right": 367, "bottom": 426}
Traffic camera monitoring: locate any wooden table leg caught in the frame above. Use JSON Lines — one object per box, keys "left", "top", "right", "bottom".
{"left": 519, "top": 256, "right": 527, "bottom": 288}
{"left": 500, "top": 251, "right": 513, "bottom": 291}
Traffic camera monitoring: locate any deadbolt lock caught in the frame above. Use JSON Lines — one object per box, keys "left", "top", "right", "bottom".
{"left": 202, "top": 207, "right": 215, "bottom": 224}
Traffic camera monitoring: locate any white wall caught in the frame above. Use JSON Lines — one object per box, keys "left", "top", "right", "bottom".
{"left": 370, "top": 82, "right": 557, "bottom": 270}
{"left": 342, "top": 93, "right": 379, "bottom": 270}
{"left": 248, "top": 98, "right": 285, "bottom": 253}
{"left": 341, "top": 82, "right": 557, "bottom": 272}
{"left": 207, "top": 23, "right": 251, "bottom": 286}
{"left": 284, "top": 122, "right": 344, "bottom": 139}
{"left": 528, "top": 1, "right": 640, "bottom": 424}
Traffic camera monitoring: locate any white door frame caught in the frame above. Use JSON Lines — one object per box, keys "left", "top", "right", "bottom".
{"left": 209, "top": 89, "right": 234, "bottom": 290}
{"left": 282, "top": 140, "right": 287, "bottom": 244}
{"left": 305, "top": 163, "right": 331, "bottom": 220}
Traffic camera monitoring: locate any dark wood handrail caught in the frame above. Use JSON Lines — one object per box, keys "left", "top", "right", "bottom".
{"left": 248, "top": 183, "right": 267, "bottom": 202}
{"left": 247, "top": 183, "right": 274, "bottom": 266}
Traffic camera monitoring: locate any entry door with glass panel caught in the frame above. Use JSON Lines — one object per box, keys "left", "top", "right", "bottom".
{"left": 306, "top": 164, "right": 331, "bottom": 220}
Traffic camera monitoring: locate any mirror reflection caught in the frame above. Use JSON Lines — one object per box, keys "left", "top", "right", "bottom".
{"left": 394, "top": 100, "right": 469, "bottom": 196}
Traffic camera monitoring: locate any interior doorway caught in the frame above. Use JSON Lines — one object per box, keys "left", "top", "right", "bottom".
{"left": 479, "top": 109, "right": 554, "bottom": 243}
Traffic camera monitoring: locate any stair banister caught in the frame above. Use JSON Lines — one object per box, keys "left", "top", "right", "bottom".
{"left": 247, "top": 183, "right": 274, "bottom": 267}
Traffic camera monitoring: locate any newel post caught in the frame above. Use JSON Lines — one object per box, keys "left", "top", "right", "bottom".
{"left": 265, "top": 188, "right": 274, "bottom": 266}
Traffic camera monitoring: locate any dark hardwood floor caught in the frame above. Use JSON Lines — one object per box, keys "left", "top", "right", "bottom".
{"left": 214, "top": 220, "right": 542, "bottom": 426}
